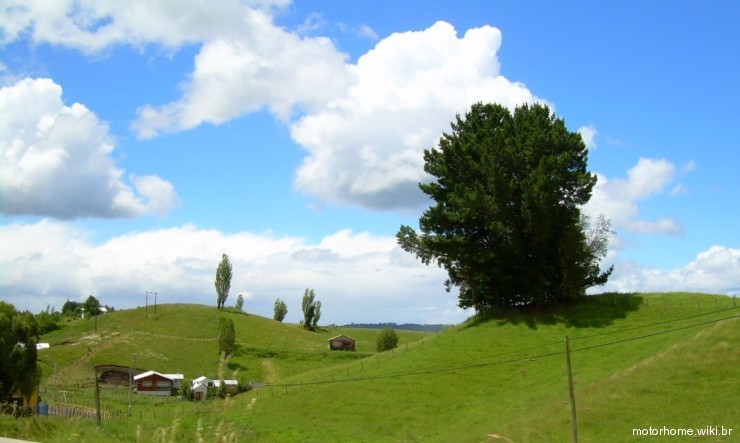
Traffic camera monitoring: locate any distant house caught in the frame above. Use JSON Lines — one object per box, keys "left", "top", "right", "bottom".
{"left": 191, "top": 376, "right": 239, "bottom": 400}
{"left": 328, "top": 335, "right": 356, "bottom": 351}
{"left": 191, "top": 376, "right": 210, "bottom": 401}
{"left": 134, "top": 371, "right": 184, "bottom": 396}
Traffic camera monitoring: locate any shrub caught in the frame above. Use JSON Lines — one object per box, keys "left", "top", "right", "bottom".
{"left": 376, "top": 327, "right": 399, "bottom": 352}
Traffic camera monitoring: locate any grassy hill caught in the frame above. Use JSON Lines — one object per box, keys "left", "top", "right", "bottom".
{"left": 1, "top": 293, "right": 737, "bottom": 442}
{"left": 35, "top": 304, "right": 431, "bottom": 387}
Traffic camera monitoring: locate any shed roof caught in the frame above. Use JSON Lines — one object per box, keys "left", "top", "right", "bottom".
{"left": 133, "top": 371, "right": 183, "bottom": 381}
{"left": 328, "top": 335, "right": 355, "bottom": 342}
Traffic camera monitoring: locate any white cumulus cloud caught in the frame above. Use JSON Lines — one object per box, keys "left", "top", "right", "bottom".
{"left": 578, "top": 125, "right": 597, "bottom": 150}
{"left": 2, "top": 2, "right": 545, "bottom": 212}
{"left": 0, "top": 220, "right": 464, "bottom": 324}
{"left": 291, "top": 21, "right": 543, "bottom": 210}
{"left": 603, "top": 245, "right": 740, "bottom": 295}
{"left": 0, "top": 0, "right": 284, "bottom": 52}
{"left": 586, "top": 157, "right": 685, "bottom": 235}
{"left": 0, "top": 78, "right": 177, "bottom": 218}
{"left": 132, "top": 32, "right": 353, "bottom": 137}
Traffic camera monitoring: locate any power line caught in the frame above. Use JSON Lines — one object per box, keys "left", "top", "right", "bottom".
{"left": 361, "top": 305, "right": 739, "bottom": 376}
{"left": 570, "top": 305, "right": 738, "bottom": 343}
{"left": 263, "top": 313, "right": 738, "bottom": 389}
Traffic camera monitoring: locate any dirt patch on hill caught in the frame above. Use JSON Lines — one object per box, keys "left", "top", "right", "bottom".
{"left": 262, "top": 360, "right": 277, "bottom": 383}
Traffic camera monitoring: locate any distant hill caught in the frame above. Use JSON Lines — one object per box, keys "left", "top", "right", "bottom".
{"left": 340, "top": 322, "right": 451, "bottom": 332}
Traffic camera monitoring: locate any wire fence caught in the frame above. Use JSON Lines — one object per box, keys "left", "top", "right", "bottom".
{"left": 34, "top": 296, "right": 738, "bottom": 420}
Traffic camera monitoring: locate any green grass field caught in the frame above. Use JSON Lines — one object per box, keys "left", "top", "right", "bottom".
{"left": 1, "top": 293, "right": 737, "bottom": 442}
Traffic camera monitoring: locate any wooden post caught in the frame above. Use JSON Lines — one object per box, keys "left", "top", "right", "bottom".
{"left": 94, "top": 368, "right": 101, "bottom": 425}
{"left": 565, "top": 335, "right": 578, "bottom": 443}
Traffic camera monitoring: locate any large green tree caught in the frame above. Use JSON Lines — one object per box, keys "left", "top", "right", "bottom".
{"left": 397, "top": 103, "right": 612, "bottom": 312}
{"left": 215, "top": 254, "right": 233, "bottom": 310}
{"left": 83, "top": 295, "right": 101, "bottom": 318}
{"left": 0, "top": 302, "right": 40, "bottom": 405}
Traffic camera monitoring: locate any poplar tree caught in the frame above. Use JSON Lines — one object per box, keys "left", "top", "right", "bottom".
{"left": 215, "top": 254, "right": 233, "bottom": 310}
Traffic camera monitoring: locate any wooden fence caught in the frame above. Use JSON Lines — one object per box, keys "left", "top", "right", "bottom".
{"left": 38, "top": 403, "right": 125, "bottom": 420}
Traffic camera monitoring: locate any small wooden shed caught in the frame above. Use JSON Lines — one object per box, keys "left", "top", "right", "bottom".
{"left": 328, "top": 335, "right": 356, "bottom": 351}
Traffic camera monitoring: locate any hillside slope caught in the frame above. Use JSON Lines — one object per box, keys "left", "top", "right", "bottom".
{"left": 37, "top": 304, "right": 430, "bottom": 387}
{"left": 236, "top": 292, "right": 738, "bottom": 442}
{"left": 4, "top": 293, "right": 737, "bottom": 442}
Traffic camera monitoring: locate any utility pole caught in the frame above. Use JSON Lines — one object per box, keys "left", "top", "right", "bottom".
{"left": 145, "top": 291, "right": 148, "bottom": 319}
{"left": 145, "top": 291, "right": 158, "bottom": 319}
{"left": 565, "top": 335, "right": 578, "bottom": 443}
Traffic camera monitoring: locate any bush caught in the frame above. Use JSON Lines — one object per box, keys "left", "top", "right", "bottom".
{"left": 376, "top": 327, "right": 399, "bottom": 352}
{"left": 218, "top": 317, "right": 236, "bottom": 356}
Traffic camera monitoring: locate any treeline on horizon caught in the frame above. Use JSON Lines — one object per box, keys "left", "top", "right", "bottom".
{"left": 341, "top": 322, "right": 450, "bottom": 332}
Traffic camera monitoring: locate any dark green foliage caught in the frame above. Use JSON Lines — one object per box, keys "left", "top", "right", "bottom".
{"left": 61, "top": 300, "right": 82, "bottom": 317}
{"left": 397, "top": 103, "right": 612, "bottom": 313}
{"left": 273, "top": 298, "right": 288, "bottom": 322}
{"left": 83, "top": 295, "right": 100, "bottom": 318}
{"left": 179, "top": 378, "right": 193, "bottom": 400}
{"left": 301, "top": 289, "right": 321, "bottom": 331}
{"left": 0, "top": 302, "right": 40, "bottom": 404}
{"left": 36, "top": 305, "right": 61, "bottom": 335}
{"left": 218, "top": 317, "right": 237, "bottom": 356}
{"left": 215, "top": 253, "right": 233, "bottom": 310}
{"left": 376, "top": 327, "right": 399, "bottom": 352}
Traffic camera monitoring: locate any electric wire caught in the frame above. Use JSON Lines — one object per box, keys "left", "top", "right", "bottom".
{"left": 263, "top": 312, "right": 738, "bottom": 389}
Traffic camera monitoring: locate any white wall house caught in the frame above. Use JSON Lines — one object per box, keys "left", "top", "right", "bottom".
{"left": 190, "top": 376, "right": 238, "bottom": 400}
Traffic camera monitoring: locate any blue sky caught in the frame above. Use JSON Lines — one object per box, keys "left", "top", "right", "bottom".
{"left": 1, "top": 1, "right": 738, "bottom": 324}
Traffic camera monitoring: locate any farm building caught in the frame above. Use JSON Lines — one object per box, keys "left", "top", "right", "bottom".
{"left": 134, "top": 371, "right": 184, "bottom": 396}
{"left": 328, "top": 335, "right": 356, "bottom": 351}
{"left": 191, "top": 376, "right": 239, "bottom": 400}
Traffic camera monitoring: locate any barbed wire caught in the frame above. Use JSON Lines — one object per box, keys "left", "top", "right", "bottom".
{"left": 264, "top": 312, "right": 738, "bottom": 389}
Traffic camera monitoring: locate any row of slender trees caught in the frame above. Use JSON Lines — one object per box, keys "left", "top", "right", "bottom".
{"left": 214, "top": 254, "right": 321, "bottom": 330}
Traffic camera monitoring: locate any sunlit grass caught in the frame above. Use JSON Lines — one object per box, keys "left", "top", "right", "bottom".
{"left": 3, "top": 293, "right": 736, "bottom": 442}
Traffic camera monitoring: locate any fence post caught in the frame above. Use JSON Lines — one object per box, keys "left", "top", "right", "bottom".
{"left": 94, "top": 367, "right": 101, "bottom": 425}
{"left": 564, "top": 335, "right": 578, "bottom": 443}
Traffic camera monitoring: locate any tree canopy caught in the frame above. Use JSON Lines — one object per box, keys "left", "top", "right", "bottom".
{"left": 218, "top": 316, "right": 236, "bottom": 356}
{"left": 301, "top": 289, "right": 321, "bottom": 331}
{"left": 215, "top": 254, "right": 233, "bottom": 310}
{"left": 397, "top": 103, "right": 613, "bottom": 312}
{"left": 376, "top": 327, "right": 399, "bottom": 352}
{"left": 0, "top": 302, "right": 40, "bottom": 405}
{"left": 273, "top": 298, "right": 288, "bottom": 322}
{"left": 83, "top": 295, "right": 101, "bottom": 318}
